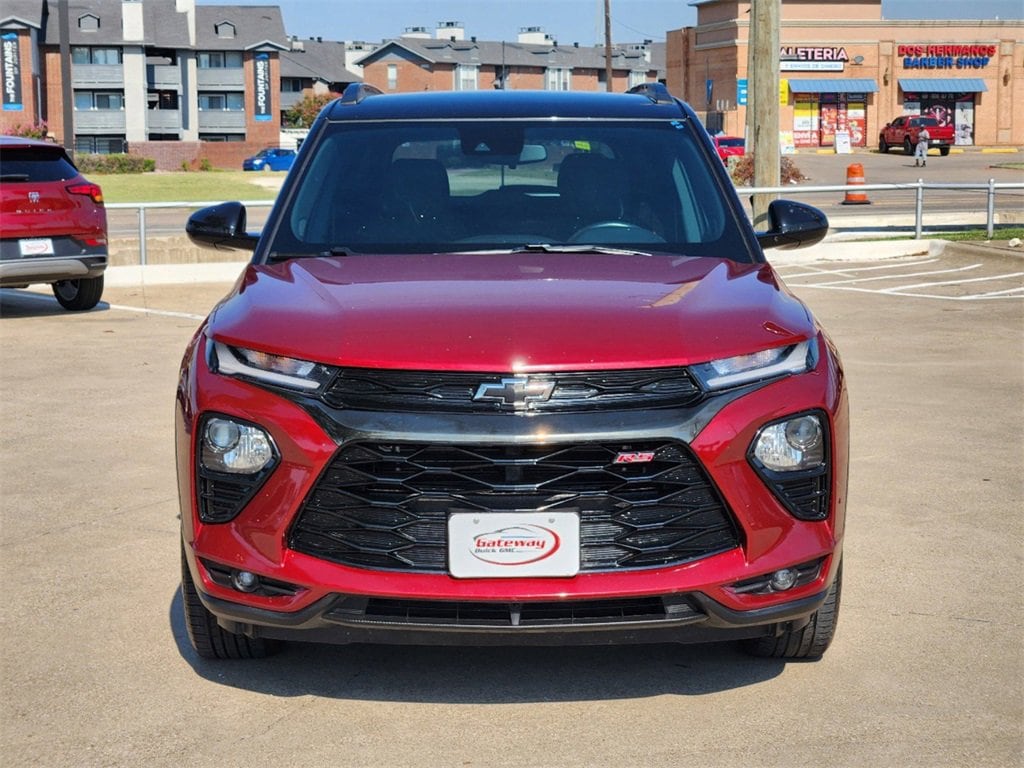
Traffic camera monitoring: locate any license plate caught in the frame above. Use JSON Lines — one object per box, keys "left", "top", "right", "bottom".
{"left": 19, "top": 238, "right": 54, "bottom": 256}
{"left": 448, "top": 512, "right": 580, "bottom": 578}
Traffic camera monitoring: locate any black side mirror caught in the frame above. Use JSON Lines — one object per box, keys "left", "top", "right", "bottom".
{"left": 186, "top": 201, "right": 259, "bottom": 252}
{"left": 756, "top": 199, "right": 829, "bottom": 250}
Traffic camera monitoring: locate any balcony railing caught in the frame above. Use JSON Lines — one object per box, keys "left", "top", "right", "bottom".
{"left": 196, "top": 68, "right": 244, "bottom": 88}
{"left": 73, "top": 110, "right": 127, "bottom": 132}
{"left": 146, "top": 109, "right": 181, "bottom": 131}
{"left": 197, "top": 110, "right": 245, "bottom": 130}
{"left": 147, "top": 64, "right": 181, "bottom": 89}
{"left": 71, "top": 64, "right": 125, "bottom": 86}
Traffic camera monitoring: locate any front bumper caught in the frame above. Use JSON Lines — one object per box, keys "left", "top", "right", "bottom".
{"left": 176, "top": 330, "right": 848, "bottom": 645}
{"left": 193, "top": 572, "right": 832, "bottom": 647}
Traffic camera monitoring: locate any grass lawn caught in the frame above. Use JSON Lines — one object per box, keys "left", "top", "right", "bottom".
{"left": 94, "top": 171, "right": 280, "bottom": 204}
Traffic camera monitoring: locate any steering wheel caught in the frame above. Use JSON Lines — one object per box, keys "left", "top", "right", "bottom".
{"left": 568, "top": 221, "right": 666, "bottom": 244}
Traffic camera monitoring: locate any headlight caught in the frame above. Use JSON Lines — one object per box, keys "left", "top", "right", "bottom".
{"left": 201, "top": 416, "right": 276, "bottom": 474}
{"left": 211, "top": 340, "right": 336, "bottom": 392}
{"left": 690, "top": 340, "right": 816, "bottom": 391}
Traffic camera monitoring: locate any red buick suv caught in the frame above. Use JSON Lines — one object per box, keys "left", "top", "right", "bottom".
{"left": 178, "top": 84, "right": 847, "bottom": 661}
{"left": 0, "top": 136, "right": 107, "bottom": 310}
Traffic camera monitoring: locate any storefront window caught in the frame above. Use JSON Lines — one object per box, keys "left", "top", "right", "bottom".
{"left": 902, "top": 92, "right": 975, "bottom": 146}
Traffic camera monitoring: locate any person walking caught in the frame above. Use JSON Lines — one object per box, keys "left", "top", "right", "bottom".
{"left": 915, "top": 125, "right": 931, "bottom": 167}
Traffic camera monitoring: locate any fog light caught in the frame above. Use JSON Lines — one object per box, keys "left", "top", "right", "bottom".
{"left": 752, "top": 413, "right": 825, "bottom": 472}
{"left": 201, "top": 416, "right": 275, "bottom": 474}
{"left": 231, "top": 570, "right": 259, "bottom": 593}
{"left": 769, "top": 568, "right": 799, "bottom": 591}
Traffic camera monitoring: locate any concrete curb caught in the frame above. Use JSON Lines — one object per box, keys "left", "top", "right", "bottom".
{"left": 105, "top": 261, "right": 248, "bottom": 287}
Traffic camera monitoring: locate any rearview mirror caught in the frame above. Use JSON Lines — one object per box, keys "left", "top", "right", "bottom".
{"left": 756, "top": 199, "right": 828, "bottom": 250}
{"left": 186, "top": 201, "right": 259, "bottom": 252}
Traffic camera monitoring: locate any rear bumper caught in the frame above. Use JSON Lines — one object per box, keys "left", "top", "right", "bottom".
{"left": 0, "top": 254, "right": 106, "bottom": 287}
{"left": 198, "top": 583, "right": 830, "bottom": 647}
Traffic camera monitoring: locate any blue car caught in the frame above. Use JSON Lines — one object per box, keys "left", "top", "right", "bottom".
{"left": 242, "top": 148, "right": 296, "bottom": 172}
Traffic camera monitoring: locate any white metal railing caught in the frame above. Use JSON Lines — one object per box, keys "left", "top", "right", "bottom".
{"left": 736, "top": 179, "right": 1024, "bottom": 240}
{"left": 107, "top": 179, "right": 1024, "bottom": 265}
{"left": 107, "top": 200, "right": 272, "bottom": 265}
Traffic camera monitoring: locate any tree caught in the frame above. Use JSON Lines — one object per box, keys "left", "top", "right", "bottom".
{"left": 284, "top": 93, "right": 339, "bottom": 128}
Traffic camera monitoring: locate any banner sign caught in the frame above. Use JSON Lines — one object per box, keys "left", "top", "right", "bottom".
{"left": 2, "top": 32, "right": 22, "bottom": 111}
{"left": 253, "top": 52, "right": 271, "bottom": 121}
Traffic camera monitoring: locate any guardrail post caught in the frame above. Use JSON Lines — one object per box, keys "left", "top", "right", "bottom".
{"left": 914, "top": 180, "right": 924, "bottom": 240}
{"left": 986, "top": 178, "right": 996, "bottom": 240}
{"left": 138, "top": 205, "right": 147, "bottom": 266}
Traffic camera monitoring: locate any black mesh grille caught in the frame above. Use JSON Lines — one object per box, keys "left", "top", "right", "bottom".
{"left": 325, "top": 596, "right": 702, "bottom": 628}
{"left": 198, "top": 473, "right": 261, "bottom": 523}
{"left": 321, "top": 368, "right": 702, "bottom": 413}
{"left": 288, "top": 440, "right": 741, "bottom": 572}
{"left": 767, "top": 469, "right": 830, "bottom": 521}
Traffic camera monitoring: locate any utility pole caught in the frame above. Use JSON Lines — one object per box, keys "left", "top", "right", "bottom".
{"left": 58, "top": 0, "right": 74, "bottom": 156}
{"left": 604, "top": 0, "right": 613, "bottom": 92}
{"left": 749, "top": 0, "right": 780, "bottom": 228}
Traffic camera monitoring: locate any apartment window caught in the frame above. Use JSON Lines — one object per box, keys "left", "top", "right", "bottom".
{"left": 545, "top": 67, "right": 571, "bottom": 91}
{"left": 198, "top": 92, "right": 244, "bottom": 110}
{"left": 147, "top": 90, "right": 179, "bottom": 110}
{"left": 628, "top": 71, "right": 648, "bottom": 89}
{"left": 454, "top": 64, "right": 479, "bottom": 91}
{"left": 75, "top": 135, "right": 127, "bottom": 154}
{"left": 199, "top": 133, "right": 244, "bottom": 142}
{"left": 197, "top": 51, "right": 243, "bottom": 69}
{"left": 387, "top": 64, "right": 398, "bottom": 90}
{"left": 71, "top": 47, "right": 122, "bottom": 65}
{"left": 74, "top": 91, "right": 124, "bottom": 110}
{"left": 281, "top": 78, "right": 304, "bottom": 93}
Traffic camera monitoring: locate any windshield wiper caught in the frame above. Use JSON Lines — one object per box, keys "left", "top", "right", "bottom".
{"left": 267, "top": 246, "right": 355, "bottom": 263}
{"left": 513, "top": 243, "right": 653, "bottom": 257}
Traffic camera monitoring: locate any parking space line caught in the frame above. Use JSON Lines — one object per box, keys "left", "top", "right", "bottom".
{"left": 810, "top": 264, "right": 982, "bottom": 286}
{"left": 972, "top": 286, "right": 1024, "bottom": 298}
{"left": 1, "top": 290, "right": 205, "bottom": 320}
{"left": 882, "top": 272, "right": 1024, "bottom": 293}
{"left": 778, "top": 258, "right": 939, "bottom": 279}
{"left": 796, "top": 284, "right": 1023, "bottom": 301}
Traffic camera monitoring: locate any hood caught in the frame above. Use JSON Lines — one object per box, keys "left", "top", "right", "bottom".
{"left": 208, "top": 252, "right": 814, "bottom": 372}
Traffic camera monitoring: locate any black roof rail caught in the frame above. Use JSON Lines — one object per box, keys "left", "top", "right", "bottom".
{"left": 339, "top": 82, "right": 384, "bottom": 105}
{"left": 626, "top": 82, "right": 675, "bottom": 105}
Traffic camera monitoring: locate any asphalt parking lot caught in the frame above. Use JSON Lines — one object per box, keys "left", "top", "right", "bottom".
{"left": 1, "top": 247, "right": 1022, "bottom": 767}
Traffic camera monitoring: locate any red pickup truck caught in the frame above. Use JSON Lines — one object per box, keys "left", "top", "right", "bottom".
{"left": 879, "top": 116, "right": 953, "bottom": 156}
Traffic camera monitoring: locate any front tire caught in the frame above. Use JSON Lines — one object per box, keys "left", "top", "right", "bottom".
{"left": 52, "top": 275, "right": 103, "bottom": 311}
{"left": 878, "top": 136, "right": 888, "bottom": 153}
{"left": 903, "top": 137, "right": 913, "bottom": 156}
{"left": 180, "top": 546, "right": 279, "bottom": 659}
{"left": 743, "top": 563, "right": 842, "bottom": 660}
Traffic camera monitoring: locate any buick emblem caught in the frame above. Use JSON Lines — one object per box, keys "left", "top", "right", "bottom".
{"left": 474, "top": 377, "right": 555, "bottom": 409}
{"left": 28, "top": 191, "right": 40, "bottom": 203}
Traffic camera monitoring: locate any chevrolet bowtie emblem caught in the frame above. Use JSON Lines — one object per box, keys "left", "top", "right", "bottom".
{"left": 473, "top": 377, "right": 555, "bottom": 409}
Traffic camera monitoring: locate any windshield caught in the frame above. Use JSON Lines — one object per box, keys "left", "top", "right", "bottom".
{"left": 716, "top": 137, "right": 745, "bottom": 148}
{"left": 266, "top": 119, "right": 753, "bottom": 262}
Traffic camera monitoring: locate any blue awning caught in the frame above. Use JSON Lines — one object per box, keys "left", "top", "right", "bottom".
{"left": 786, "top": 78, "right": 878, "bottom": 93}
{"left": 898, "top": 78, "right": 987, "bottom": 93}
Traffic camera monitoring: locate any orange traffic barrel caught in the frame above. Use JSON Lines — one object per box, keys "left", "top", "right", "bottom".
{"left": 841, "top": 163, "right": 871, "bottom": 205}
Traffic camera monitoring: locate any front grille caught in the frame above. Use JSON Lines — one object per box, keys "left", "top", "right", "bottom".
{"left": 288, "top": 440, "right": 741, "bottom": 572}
{"left": 324, "top": 595, "right": 703, "bottom": 628}
{"left": 321, "top": 368, "right": 702, "bottom": 413}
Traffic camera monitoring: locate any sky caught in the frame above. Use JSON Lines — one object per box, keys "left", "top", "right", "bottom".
{"left": 198, "top": 0, "right": 1024, "bottom": 45}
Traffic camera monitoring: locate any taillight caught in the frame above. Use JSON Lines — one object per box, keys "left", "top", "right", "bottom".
{"left": 66, "top": 183, "right": 104, "bottom": 204}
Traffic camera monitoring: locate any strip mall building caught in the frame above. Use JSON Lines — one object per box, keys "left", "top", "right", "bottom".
{"left": 666, "top": 0, "right": 1023, "bottom": 148}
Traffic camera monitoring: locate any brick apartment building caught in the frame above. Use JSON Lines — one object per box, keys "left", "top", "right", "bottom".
{"left": 667, "top": 0, "right": 1023, "bottom": 148}
{"left": 356, "top": 22, "right": 664, "bottom": 94}
{"left": 1, "top": 0, "right": 290, "bottom": 167}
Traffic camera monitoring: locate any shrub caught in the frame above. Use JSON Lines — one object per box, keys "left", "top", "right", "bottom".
{"left": 75, "top": 153, "right": 156, "bottom": 174}
{"left": 7, "top": 121, "right": 49, "bottom": 139}
{"left": 199, "top": 158, "right": 213, "bottom": 172}
{"left": 284, "top": 92, "right": 340, "bottom": 128}
{"left": 730, "top": 155, "right": 806, "bottom": 186}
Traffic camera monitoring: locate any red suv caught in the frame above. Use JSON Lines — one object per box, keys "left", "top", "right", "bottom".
{"left": 0, "top": 136, "right": 107, "bottom": 311}
{"left": 179, "top": 84, "right": 847, "bottom": 662}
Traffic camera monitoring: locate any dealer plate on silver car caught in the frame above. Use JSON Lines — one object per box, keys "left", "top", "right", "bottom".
{"left": 448, "top": 512, "right": 580, "bottom": 578}
{"left": 19, "top": 238, "right": 54, "bottom": 256}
